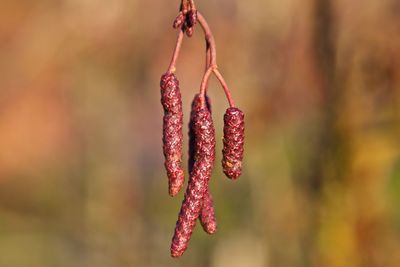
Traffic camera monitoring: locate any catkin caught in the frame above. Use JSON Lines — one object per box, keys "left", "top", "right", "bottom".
{"left": 199, "top": 187, "right": 217, "bottom": 234}
{"left": 188, "top": 94, "right": 217, "bottom": 234}
{"left": 160, "top": 73, "right": 185, "bottom": 196}
{"left": 222, "top": 107, "right": 245, "bottom": 179}
{"left": 171, "top": 109, "right": 215, "bottom": 257}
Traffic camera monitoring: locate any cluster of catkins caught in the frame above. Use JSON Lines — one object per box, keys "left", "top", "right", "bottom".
{"left": 160, "top": 1, "right": 245, "bottom": 258}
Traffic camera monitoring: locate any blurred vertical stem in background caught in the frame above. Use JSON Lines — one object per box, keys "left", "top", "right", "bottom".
{"left": 299, "top": 0, "right": 352, "bottom": 266}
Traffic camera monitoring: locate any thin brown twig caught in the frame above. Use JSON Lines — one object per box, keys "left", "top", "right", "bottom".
{"left": 167, "top": 29, "right": 184, "bottom": 73}
{"left": 197, "top": 12, "right": 217, "bottom": 68}
{"left": 213, "top": 68, "right": 235, "bottom": 107}
{"left": 188, "top": 0, "right": 196, "bottom": 10}
{"left": 167, "top": 5, "right": 235, "bottom": 107}
{"left": 199, "top": 67, "right": 213, "bottom": 107}
{"left": 181, "top": 0, "right": 189, "bottom": 14}
{"left": 197, "top": 12, "right": 235, "bottom": 107}
{"left": 205, "top": 43, "right": 211, "bottom": 71}
{"left": 203, "top": 41, "right": 211, "bottom": 98}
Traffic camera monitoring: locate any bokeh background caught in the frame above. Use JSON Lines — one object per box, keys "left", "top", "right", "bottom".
{"left": 1, "top": 0, "right": 400, "bottom": 266}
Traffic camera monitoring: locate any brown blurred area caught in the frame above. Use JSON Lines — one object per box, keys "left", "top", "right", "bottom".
{"left": 1, "top": 0, "right": 400, "bottom": 266}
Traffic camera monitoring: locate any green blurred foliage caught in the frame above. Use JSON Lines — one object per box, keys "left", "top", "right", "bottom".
{"left": 0, "top": 0, "right": 400, "bottom": 266}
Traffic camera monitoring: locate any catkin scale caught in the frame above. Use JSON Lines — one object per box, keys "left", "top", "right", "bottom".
{"left": 171, "top": 109, "right": 215, "bottom": 257}
{"left": 160, "top": 73, "right": 185, "bottom": 196}
{"left": 188, "top": 94, "right": 217, "bottom": 235}
{"left": 222, "top": 107, "right": 245, "bottom": 179}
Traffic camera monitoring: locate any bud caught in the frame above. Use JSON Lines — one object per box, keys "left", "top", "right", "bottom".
{"left": 173, "top": 12, "right": 185, "bottom": 29}
{"left": 185, "top": 26, "right": 194, "bottom": 37}
{"left": 187, "top": 10, "right": 198, "bottom": 28}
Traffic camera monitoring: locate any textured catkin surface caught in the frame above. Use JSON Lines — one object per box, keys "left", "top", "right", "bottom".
{"left": 160, "top": 73, "right": 183, "bottom": 114}
{"left": 188, "top": 94, "right": 217, "bottom": 234}
{"left": 171, "top": 109, "right": 216, "bottom": 257}
{"left": 199, "top": 187, "right": 217, "bottom": 234}
{"left": 163, "top": 113, "right": 184, "bottom": 196}
{"left": 222, "top": 107, "right": 245, "bottom": 179}
{"left": 188, "top": 94, "right": 211, "bottom": 173}
{"left": 160, "top": 73, "right": 184, "bottom": 196}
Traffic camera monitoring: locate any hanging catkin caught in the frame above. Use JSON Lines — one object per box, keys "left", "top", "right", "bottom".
{"left": 222, "top": 107, "right": 245, "bottom": 179}
{"left": 160, "top": 73, "right": 185, "bottom": 196}
{"left": 171, "top": 109, "right": 215, "bottom": 257}
{"left": 188, "top": 94, "right": 217, "bottom": 234}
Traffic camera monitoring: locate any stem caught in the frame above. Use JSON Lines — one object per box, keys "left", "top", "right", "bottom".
{"left": 181, "top": 0, "right": 189, "bottom": 14}
{"left": 204, "top": 42, "right": 211, "bottom": 97}
{"left": 189, "top": 0, "right": 196, "bottom": 10}
{"left": 197, "top": 12, "right": 217, "bottom": 67}
{"left": 167, "top": 29, "right": 184, "bottom": 73}
{"left": 206, "top": 42, "right": 211, "bottom": 71}
{"left": 213, "top": 69, "right": 235, "bottom": 107}
{"left": 197, "top": 11, "right": 235, "bottom": 107}
{"left": 199, "top": 67, "right": 213, "bottom": 108}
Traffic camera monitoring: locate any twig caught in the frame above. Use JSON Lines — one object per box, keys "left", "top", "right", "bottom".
{"left": 197, "top": 12, "right": 235, "bottom": 107}
{"left": 167, "top": 29, "right": 184, "bottom": 73}
{"left": 197, "top": 12, "right": 217, "bottom": 68}
{"left": 213, "top": 68, "right": 235, "bottom": 107}
{"left": 199, "top": 67, "right": 214, "bottom": 107}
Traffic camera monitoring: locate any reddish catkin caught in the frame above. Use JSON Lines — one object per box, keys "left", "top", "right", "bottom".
{"left": 199, "top": 188, "right": 217, "bottom": 234}
{"left": 188, "top": 94, "right": 217, "bottom": 235}
{"left": 160, "top": 73, "right": 183, "bottom": 114}
{"left": 160, "top": 73, "right": 185, "bottom": 196}
{"left": 171, "top": 109, "right": 216, "bottom": 257}
{"left": 188, "top": 94, "right": 211, "bottom": 173}
{"left": 222, "top": 107, "right": 245, "bottom": 179}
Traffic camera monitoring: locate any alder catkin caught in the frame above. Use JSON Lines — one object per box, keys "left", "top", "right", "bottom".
{"left": 222, "top": 107, "right": 245, "bottom": 179}
{"left": 160, "top": 73, "right": 184, "bottom": 196}
{"left": 199, "top": 188, "right": 217, "bottom": 234}
{"left": 171, "top": 109, "right": 216, "bottom": 257}
{"left": 188, "top": 94, "right": 217, "bottom": 235}
{"left": 160, "top": 73, "right": 183, "bottom": 114}
{"left": 188, "top": 94, "right": 211, "bottom": 172}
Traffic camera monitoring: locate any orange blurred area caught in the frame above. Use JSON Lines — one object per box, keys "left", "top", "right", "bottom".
{"left": 1, "top": 0, "right": 400, "bottom": 266}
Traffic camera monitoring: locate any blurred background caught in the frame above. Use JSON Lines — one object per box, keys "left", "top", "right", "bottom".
{"left": 1, "top": 0, "right": 400, "bottom": 266}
